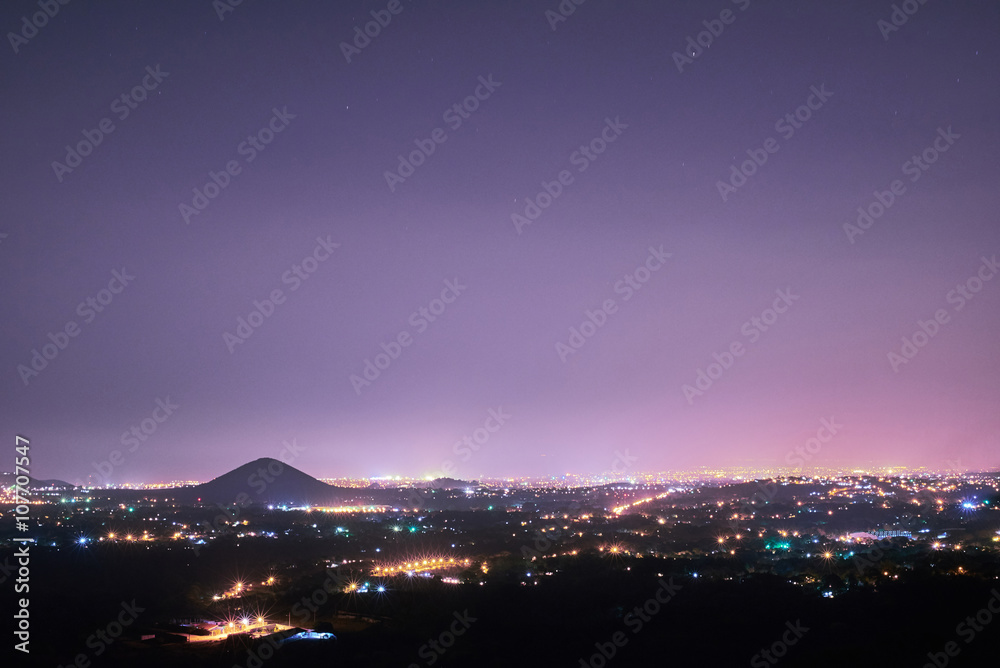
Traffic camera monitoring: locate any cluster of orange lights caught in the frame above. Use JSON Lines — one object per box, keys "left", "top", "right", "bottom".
{"left": 217, "top": 615, "right": 268, "bottom": 634}
{"left": 310, "top": 505, "right": 391, "bottom": 513}
{"left": 101, "top": 531, "right": 150, "bottom": 542}
{"left": 212, "top": 580, "right": 253, "bottom": 600}
{"left": 371, "top": 557, "right": 472, "bottom": 577}
{"left": 612, "top": 491, "right": 671, "bottom": 515}
{"left": 99, "top": 530, "right": 193, "bottom": 543}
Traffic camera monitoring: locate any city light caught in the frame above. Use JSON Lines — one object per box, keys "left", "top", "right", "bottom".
{"left": 371, "top": 556, "right": 471, "bottom": 577}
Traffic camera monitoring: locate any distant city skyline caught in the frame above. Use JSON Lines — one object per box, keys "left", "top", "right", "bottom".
{"left": 28, "top": 459, "right": 996, "bottom": 490}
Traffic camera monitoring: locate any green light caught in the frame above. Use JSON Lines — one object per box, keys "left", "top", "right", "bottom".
{"left": 409, "top": 527, "right": 417, "bottom": 533}
{"left": 128, "top": 507, "right": 134, "bottom": 512}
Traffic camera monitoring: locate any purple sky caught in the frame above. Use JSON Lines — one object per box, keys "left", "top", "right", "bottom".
{"left": 2, "top": 0, "right": 999, "bottom": 484}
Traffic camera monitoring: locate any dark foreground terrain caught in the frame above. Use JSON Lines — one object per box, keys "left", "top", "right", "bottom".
{"left": 8, "top": 540, "right": 1000, "bottom": 667}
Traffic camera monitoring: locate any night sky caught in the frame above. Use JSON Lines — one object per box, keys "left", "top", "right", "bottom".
{"left": 2, "top": 0, "right": 998, "bottom": 484}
